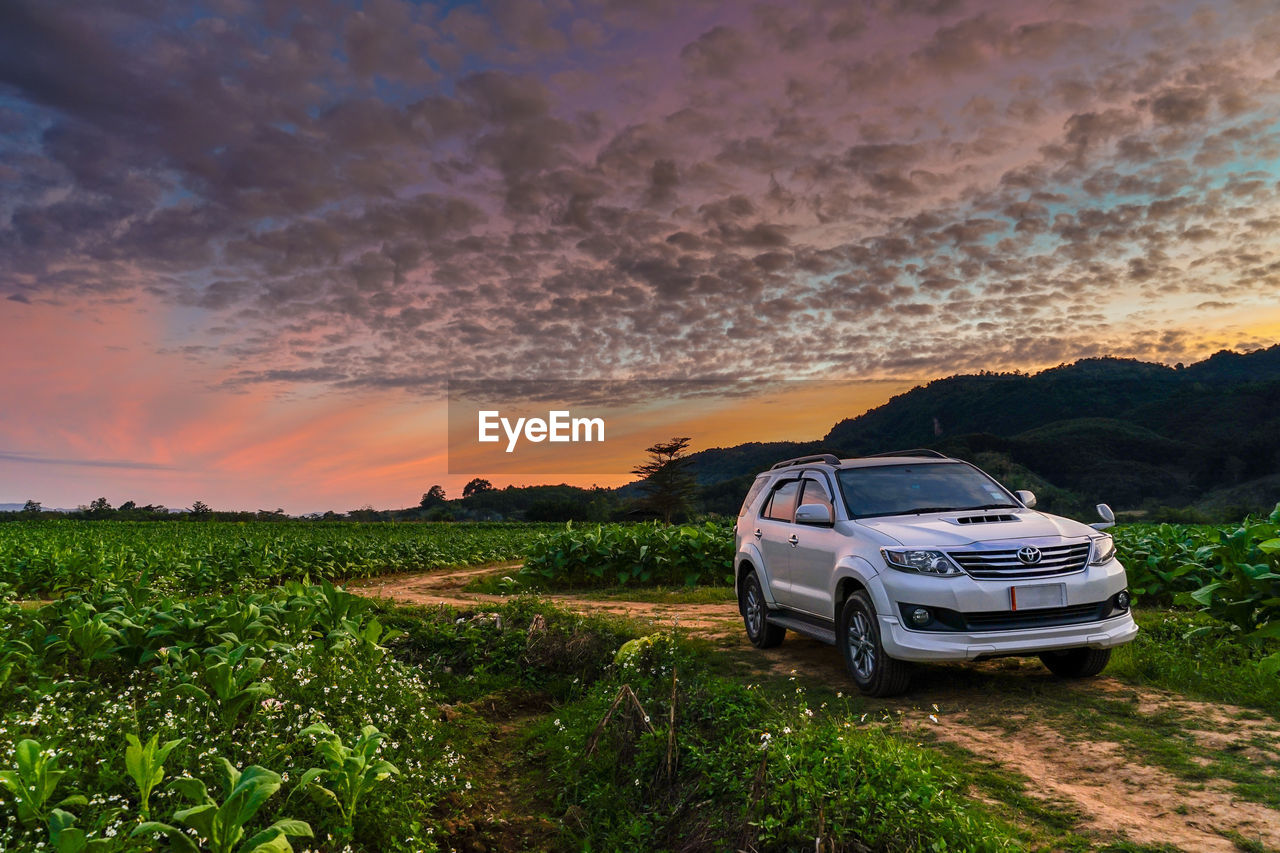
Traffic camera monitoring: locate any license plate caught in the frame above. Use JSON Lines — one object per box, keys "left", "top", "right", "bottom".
{"left": 1010, "top": 583, "right": 1065, "bottom": 611}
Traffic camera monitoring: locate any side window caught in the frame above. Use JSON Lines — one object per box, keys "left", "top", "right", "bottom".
{"left": 762, "top": 480, "right": 800, "bottom": 522}
{"left": 739, "top": 477, "right": 769, "bottom": 517}
{"left": 800, "top": 476, "right": 834, "bottom": 516}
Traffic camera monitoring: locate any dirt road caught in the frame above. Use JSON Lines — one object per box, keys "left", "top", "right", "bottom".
{"left": 352, "top": 565, "right": 1280, "bottom": 852}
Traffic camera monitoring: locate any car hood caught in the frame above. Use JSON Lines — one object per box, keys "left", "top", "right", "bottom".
{"left": 853, "top": 510, "right": 1095, "bottom": 547}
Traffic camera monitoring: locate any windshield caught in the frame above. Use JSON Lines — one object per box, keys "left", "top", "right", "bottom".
{"left": 836, "top": 462, "right": 1018, "bottom": 519}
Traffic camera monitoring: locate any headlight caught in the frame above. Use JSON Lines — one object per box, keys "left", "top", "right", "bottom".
{"left": 1089, "top": 535, "right": 1116, "bottom": 565}
{"left": 881, "top": 548, "right": 964, "bottom": 577}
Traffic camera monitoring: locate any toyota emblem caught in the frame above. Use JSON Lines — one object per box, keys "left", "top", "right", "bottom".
{"left": 1016, "top": 546, "right": 1042, "bottom": 565}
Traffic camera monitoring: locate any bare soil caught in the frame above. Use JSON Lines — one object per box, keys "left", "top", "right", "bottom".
{"left": 352, "top": 565, "right": 1280, "bottom": 852}
{"left": 351, "top": 563, "right": 743, "bottom": 636}
{"left": 923, "top": 717, "right": 1280, "bottom": 852}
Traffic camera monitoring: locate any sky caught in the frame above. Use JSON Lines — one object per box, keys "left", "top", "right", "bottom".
{"left": 2, "top": 0, "right": 1280, "bottom": 512}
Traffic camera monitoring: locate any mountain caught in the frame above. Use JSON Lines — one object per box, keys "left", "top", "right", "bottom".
{"left": 689, "top": 346, "right": 1280, "bottom": 519}
{"left": 0, "top": 503, "right": 75, "bottom": 513}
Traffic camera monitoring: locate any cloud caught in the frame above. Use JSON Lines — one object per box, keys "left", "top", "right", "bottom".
{"left": 0, "top": 0, "right": 1277, "bottom": 407}
{"left": 1149, "top": 87, "right": 1211, "bottom": 125}
{"left": 0, "top": 450, "right": 174, "bottom": 470}
{"left": 679, "top": 25, "right": 750, "bottom": 78}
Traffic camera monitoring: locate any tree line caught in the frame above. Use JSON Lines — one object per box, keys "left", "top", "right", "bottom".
{"left": 3, "top": 436, "right": 710, "bottom": 524}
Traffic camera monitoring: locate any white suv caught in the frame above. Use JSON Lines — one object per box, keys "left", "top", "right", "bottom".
{"left": 734, "top": 451, "right": 1138, "bottom": 696}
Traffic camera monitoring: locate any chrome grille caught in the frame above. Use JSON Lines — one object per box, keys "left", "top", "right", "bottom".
{"left": 948, "top": 540, "right": 1090, "bottom": 580}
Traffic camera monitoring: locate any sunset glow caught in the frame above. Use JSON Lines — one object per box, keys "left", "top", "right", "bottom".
{"left": 3, "top": 0, "right": 1280, "bottom": 511}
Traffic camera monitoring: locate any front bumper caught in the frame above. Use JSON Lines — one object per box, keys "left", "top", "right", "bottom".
{"left": 879, "top": 610, "right": 1139, "bottom": 662}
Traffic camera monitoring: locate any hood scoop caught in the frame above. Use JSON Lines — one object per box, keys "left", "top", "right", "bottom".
{"left": 952, "top": 513, "right": 1018, "bottom": 525}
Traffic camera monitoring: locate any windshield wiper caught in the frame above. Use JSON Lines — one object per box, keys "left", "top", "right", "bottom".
{"left": 903, "top": 506, "right": 957, "bottom": 515}
{"left": 957, "top": 503, "right": 1019, "bottom": 511}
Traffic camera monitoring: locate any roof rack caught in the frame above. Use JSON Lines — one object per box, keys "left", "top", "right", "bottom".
{"left": 863, "top": 448, "right": 949, "bottom": 459}
{"left": 770, "top": 453, "right": 842, "bottom": 470}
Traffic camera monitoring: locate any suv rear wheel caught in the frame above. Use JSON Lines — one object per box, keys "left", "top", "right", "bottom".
{"left": 1039, "top": 646, "right": 1111, "bottom": 678}
{"left": 839, "top": 591, "right": 911, "bottom": 697}
{"left": 739, "top": 571, "right": 785, "bottom": 649}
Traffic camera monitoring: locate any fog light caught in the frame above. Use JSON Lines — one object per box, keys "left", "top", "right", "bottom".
{"left": 1116, "top": 590, "right": 1131, "bottom": 610}
{"left": 910, "top": 607, "right": 931, "bottom": 626}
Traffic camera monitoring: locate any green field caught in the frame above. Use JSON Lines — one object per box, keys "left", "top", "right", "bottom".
{"left": 0, "top": 520, "right": 552, "bottom": 597}
{"left": 2, "top": 516, "right": 1279, "bottom": 851}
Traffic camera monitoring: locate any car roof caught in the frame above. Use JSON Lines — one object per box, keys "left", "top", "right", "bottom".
{"left": 763, "top": 452, "right": 957, "bottom": 475}
{"left": 837, "top": 456, "right": 954, "bottom": 469}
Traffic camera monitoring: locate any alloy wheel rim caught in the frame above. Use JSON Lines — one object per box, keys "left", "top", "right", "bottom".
{"left": 846, "top": 610, "right": 876, "bottom": 680}
{"left": 745, "top": 583, "right": 763, "bottom": 636}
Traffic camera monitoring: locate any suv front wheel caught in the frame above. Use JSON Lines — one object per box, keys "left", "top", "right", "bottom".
{"left": 1039, "top": 646, "right": 1111, "bottom": 678}
{"left": 839, "top": 591, "right": 911, "bottom": 697}
{"left": 739, "top": 571, "right": 785, "bottom": 649}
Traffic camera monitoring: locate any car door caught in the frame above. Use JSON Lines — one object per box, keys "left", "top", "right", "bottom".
{"left": 755, "top": 478, "right": 800, "bottom": 606}
{"left": 787, "top": 473, "right": 843, "bottom": 618}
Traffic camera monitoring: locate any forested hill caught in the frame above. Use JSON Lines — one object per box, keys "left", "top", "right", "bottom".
{"left": 687, "top": 346, "right": 1280, "bottom": 517}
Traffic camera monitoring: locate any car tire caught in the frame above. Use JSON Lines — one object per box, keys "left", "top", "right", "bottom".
{"left": 839, "top": 591, "right": 911, "bottom": 697}
{"left": 1039, "top": 647, "right": 1111, "bottom": 678}
{"left": 739, "top": 571, "right": 785, "bottom": 649}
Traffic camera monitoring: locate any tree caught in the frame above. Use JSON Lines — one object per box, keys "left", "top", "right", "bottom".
{"left": 463, "top": 478, "right": 494, "bottom": 499}
{"left": 347, "top": 505, "right": 381, "bottom": 522}
{"left": 119, "top": 500, "right": 137, "bottom": 512}
{"left": 88, "top": 497, "right": 113, "bottom": 518}
{"left": 420, "top": 485, "right": 446, "bottom": 507}
{"left": 631, "top": 436, "right": 697, "bottom": 523}
{"left": 21, "top": 500, "right": 41, "bottom": 514}
{"left": 189, "top": 500, "right": 212, "bottom": 518}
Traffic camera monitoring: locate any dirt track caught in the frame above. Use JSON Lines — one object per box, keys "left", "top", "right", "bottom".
{"left": 352, "top": 565, "right": 1280, "bottom": 852}
{"left": 351, "top": 563, "right": 743, "bottom": 635}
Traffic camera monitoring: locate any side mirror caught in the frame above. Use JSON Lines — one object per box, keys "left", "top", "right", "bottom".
{"left": 1091, "top": 503, "right": 1115, "bottom": 530}
{"left": 1014, "top": 489, "right": 1037, "bottom": 509}
{"left": 794, "top": 503, "right": 833, "bottom": 525}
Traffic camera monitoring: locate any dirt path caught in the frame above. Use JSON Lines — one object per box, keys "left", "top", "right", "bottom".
{"left": 353, "top": 566, "right": 1280, "bottom": 852}
{"left": 351, "top": 563, "right": 744, "bottom": 636}
{"left": 925, "top": 716, "right": 1280, "bottom": 853}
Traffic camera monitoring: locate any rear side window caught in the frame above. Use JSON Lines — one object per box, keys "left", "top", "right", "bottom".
{"left": 799, "top": 477, "right": 834, "bottom": 516}
{"left": 762, "top": 480, "right": 800, "bottom": 522}
{"left": 739, "top": 477, "right": 770, "bottom": 517}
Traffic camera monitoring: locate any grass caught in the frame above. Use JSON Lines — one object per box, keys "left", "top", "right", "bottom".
{"left": 883, "top": 661, "right": 1280, "bottom": 813}
{"left": 925, "top": 740, "right": 1092, "bottom": 845}
{"left": 462, "top": 572, "right": 736, "bottom": 605}
{"left": 530, "top": 668, "right": 1022, "bottom": 851}
{"left": 1109, "top": 609, "right": 1280, "bottom": 711}
{"left": 702, "top": 602, "right": 1280, "bottom": 824}
{"left": 369, "top": 599, "right": 1032, "bottom": 851}
{"left": 564, "top": 585, "right": 734, "bottom": 604}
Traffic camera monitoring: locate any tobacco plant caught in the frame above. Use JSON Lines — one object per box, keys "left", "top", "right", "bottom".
{"left": 522, "top": 520, "right": 735, "bottom": 589}
{"left": 298, "top": 723, "right": 400, "bottom": 840}
{"left": 0, "top": 739, "right": 86, "bottom": 826}
{"left": 133, "top": 759, "right": 311, "bottom": 853}
{"left": 124, "top": 733, "right": 185, "bottom": 819}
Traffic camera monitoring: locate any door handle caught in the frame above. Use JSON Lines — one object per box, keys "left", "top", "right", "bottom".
{"left": 788, "top": 534, "right": 799, "bottom": 546}
{"left": 754, "top": 529, "right": 763, "bottom": 539}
